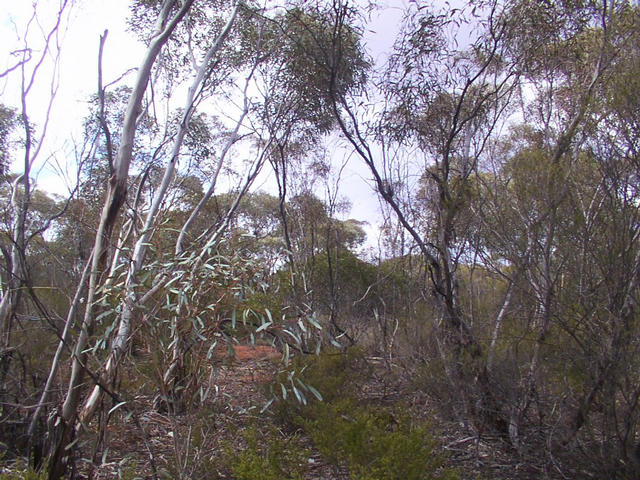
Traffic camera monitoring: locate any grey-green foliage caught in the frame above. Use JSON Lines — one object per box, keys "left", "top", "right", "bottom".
{"left": 263, "top": 3, "right": 369, "bottom": 135}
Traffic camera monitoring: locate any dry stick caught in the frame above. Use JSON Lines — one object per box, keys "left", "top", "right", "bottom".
{"left": 28, "top": 253, "right": 93, "bottom": 438}
{"left": 1, "top": 1, "right": 68, "bottom": 407}
{"left": 72, "top": 350, "right": 160, "bottom": 480}
{"left": 0, "top": 24, "right": 36, "bottom": 349}
{"left": 174, "top": 63, "right": 255, "bottom": 255}
{"left": 97, "top": 30, "right": 115, "bottom": 173}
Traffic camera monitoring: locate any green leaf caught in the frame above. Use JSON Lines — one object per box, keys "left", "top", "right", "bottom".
{"left": 284, "top": 343, "right": 290, "bottom": 366}
{"left": 307, "top": 315, "right": 323, "bottom": 330}
{"left": 283, "top": 328, "right": 301, "bottom": 346}
{"left": 206, "top": 340, "right": 218, "bottom": 360}
{"left": 158, "top": 468, "right": 173, "bottom": 479}
{"left": 291, "top": 379, "right": 306, "bottom": 405}
{"left": 95, "top": 309, "right": 113, "bottom": 322}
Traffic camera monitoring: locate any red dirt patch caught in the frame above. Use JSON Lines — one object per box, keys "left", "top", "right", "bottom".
{"left": 232, "top": 344, "right": 281, "bottom": 362}
{"left": 212, "top": 343, "right": 281, "bottom": 364}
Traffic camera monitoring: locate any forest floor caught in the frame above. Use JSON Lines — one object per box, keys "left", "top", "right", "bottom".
{"left": 78, "top": 344, "right": 535, "bottom": 480}
{"left": 82, "top": 344, "right": 285, "bottom": 479}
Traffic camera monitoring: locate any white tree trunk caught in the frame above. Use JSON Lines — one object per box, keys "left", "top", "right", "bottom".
{"left": 79, "top": 2, "right": 241, "bottom": 422}
{"left": 45, "top": 9, "right": 195, "bottom": 479}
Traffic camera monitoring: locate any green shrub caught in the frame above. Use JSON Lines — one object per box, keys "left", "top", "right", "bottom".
{"left": 304, "top": 400, "right": 459, "bottom": 480}
{"left": 297, "top": 347, "right": 369, "bottom": 403}
{"left": 270, "top": 348, "right": 459, "bottom": 480}
{"left": 222, "top": 424, "right": 309, "bottom": 480}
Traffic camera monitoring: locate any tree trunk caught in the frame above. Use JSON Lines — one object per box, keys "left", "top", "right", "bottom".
{"left": 45, "top": 2, "right": 194, "bottom": 477}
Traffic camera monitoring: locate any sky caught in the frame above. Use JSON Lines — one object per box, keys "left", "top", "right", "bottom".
{"left": 0, "top": 0, "right": 409, "bottom": 255}
{"left": 1, "top": 0, "right": 145, "bottom": 192}
{"left": 1, "top": 0, "right": 144, "bottom": 96}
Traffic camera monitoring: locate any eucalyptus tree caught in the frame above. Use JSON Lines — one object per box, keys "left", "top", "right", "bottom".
{"left": 464, "top": 0, "right": 639, "bottom": 464}
{"left": 244, "top": 2, "right": 369, "bottom": 325}
{"left": 0, "top": 2, "right": 77, "bottom": 457}
{"left": 321, "top": 0, "right": 519, "bottom": 428}
{"left": 35, "top": 0, "right": 281, "bottom": 473}
{"left": 0, "top": 1, "right": 69, "bottom": 355}
{"left": 431, "top": 1, "right": 640, "bottom": 475}
{"left": 35, "top": 1, "right": 201, "bottom": 475}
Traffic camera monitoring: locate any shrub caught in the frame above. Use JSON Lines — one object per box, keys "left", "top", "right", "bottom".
{"left": 303, "top": 399, "right": 459, "bottom": 480}
{"left": 270, "top": 348, "right": 459, "bottom": 480}
{"left": 221, "top": 424, "right": 309, "bottom": 480}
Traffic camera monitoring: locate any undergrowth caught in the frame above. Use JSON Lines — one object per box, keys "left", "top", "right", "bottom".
{"left": 217, "top": 424, "right": 309, "bottom": 480}
{"left": 0, "top": 457, "right": 46, "bottom": 480}
{"left": 269, "top": 348, "right": 460, "bottom": 480}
